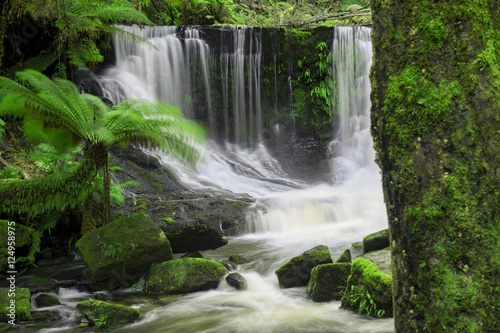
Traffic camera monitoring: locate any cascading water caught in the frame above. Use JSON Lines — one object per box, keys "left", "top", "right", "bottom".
{"left": 220, "top": 27, "right": 263, "bottom": 143}
{"left": 329, "top": 27, "right": 375, "bottom": 183}
{"left": 44, "top": 25, "right": 392, "bottom": 333}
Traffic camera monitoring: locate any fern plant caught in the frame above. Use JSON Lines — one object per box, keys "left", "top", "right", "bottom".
{"left": 0, "top": 69, "right": 206, "bottom": 231}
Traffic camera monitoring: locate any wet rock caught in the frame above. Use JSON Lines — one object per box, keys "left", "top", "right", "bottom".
{"left": 0, "top": 288, "right": 31, "bottom": 322}
{"left": 180, "top": 251, "right": 205, "bottom": 259}
{"left": 165, "top": 224, "right": 228, "bottom": 253}
{"left": 340, "top": 258, "right": 393, "bottom": 318}
{"left": 31, "top": 310, "right": 62, "bottom": 322}
{"left": 35, "top": 294, "right": 60, "bottom": 308}
{"left": 22, "top": 276, "right": 59, "bottom": 293}
{"left": 362, "top": 229, "right": 390, "bottom": 254}
{"left": 226, "top": 273, "right": 247, "bottom": 290}
{"left": 76, "top": 299, "right": 140, "bottom": 329}
{"left": 307, "top": 263, "right": 352, "bottom": 302}
{"left": 361, "top": 247, "right": 392, "bottom": 275}
{"left": 229, "top": 254, "right": 248, "bottom": 265}
{"left": 75, "top": 213, "right": 173, "bottom": 290}
{"left": 335, "top": 249, "right": 352, "bottom": 263}
{"left": 220, "top": 259, "right": 236, "bottom": 271}
{"left": 275, "top": 245, "right": 333, "bottom": 288}
{"left": 145, "top": 258, "right": 227, "bottom": 295}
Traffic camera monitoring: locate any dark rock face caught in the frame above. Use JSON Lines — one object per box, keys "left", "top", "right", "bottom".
{"left": 226, "top": 273, "right": 247, "bottom": 290}
{"left": 76, "top": 299, "right": 140, "bottom": 329}
{"left": 362, "top": 229, "right": 390, "bottom": 254}
{"left": 145, "top": 258, "right": 227, "bottom": 295}
{"left": 306, "top": 263, "right": 351, "bottom": 302}
{"left": 75, "top": 213, "right": 173, "bottom": 290}
{"left": 275, "top": 245, "right": 333, "bottom": 288}
{"left": 165, "top": 224, "right": 228, "bottom": 253}
{"left": 31, "top": 310, "right": 62, "bottom": 322}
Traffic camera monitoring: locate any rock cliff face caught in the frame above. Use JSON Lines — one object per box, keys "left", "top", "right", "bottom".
{"left": 370, "top": 0, "right": 500, "bottom": 331}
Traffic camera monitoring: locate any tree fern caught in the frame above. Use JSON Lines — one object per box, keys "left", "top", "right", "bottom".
{"left": 0, "top": 70, "right": 206, "bottom": 229}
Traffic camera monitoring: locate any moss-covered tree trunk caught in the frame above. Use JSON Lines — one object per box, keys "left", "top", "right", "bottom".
{"left": 370, "top": 0, "right": 500, "bottom": 331}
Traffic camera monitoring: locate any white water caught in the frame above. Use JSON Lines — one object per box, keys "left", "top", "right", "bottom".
{"left": 75, "top": 25, "right": 391, "bottom": 332}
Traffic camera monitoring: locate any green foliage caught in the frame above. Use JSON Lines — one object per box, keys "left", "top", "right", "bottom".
{"left": 0, "top": 70, "right": 206, "bottom": 224}
{"left": 347, "top": 286, "right": 386, "bottom": 317}
{"left": 98, "top": 241, "right": 124, "bottom": 258}
{"left": 293, "top": 41, "right": 333, "bottom": 135}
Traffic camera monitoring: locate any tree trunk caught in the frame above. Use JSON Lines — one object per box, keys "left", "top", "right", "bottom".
{"left": 370, "top": 1, "right": 500, "bottom": 331}
{"left": 102, "top": 154, "right": 111, "bottom": 225}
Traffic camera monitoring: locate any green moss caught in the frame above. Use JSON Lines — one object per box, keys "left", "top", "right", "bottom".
{"left": 76, "top": 299, "right": 140, "bottom": 329}
{"left": 0, "top": 288, "right": 30, "bottom": 322}
{"left": 371, "top": 0, "right": 500, "bottom": 330}
{"left": 336, "top": 249, "right": 352, "bottom": 263}
{"left": 75, "top": 213, "right": 173, "bottom": 283}
{"left": 307, "top": 263, "right": 351, "bottom": 302}
{"left": 0, "top": 220, "right": 41, "bottom": 274}
{"left": 145, "top": 258, "right": 228, "bottom": 295}
{"left": 340, "top": 258, "right": 392, "bottom": 318}
{"left": 229, "top": 254, "right": 246, "bottom": 265}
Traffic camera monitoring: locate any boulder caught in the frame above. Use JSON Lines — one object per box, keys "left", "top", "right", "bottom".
{"left": 76, "top": 299, "right": 140, "bottom": 329}
{"left": 0, "top": 288, "right": 31, "bottom": 323}
{"left": 275, "top": 245, "right": 333, "bottom": 288}
{"left": 362, "top": 229, "right": 390, "bottom": 254}
{"left": 165, "top": 224, "right": 228, "bottom": 253}
{"left": 336, "top": 249, "right": 352, "bottom": 263}
{"left": 229, "top": 254, "right": 248, "bottom": 265}
{"left": 340, "top": 258, "right": 393, "bottom": 318}
{"left": 30, "top": 310, "right": 62, "bottom": 322}
{"left": 180, "top": 251, "right": 205, "bottom": 259}
{"left": 361, "top": 247, "right": 392, "bottom": 275}
{"left": 226, "top": 273, "right": 247, "bottom": 290}
{"left": 306, "top": 263, "right": 352, "bottom": 302}
{"left": 0, "top": 220, "right": 41, "bottom": 274}
{"left": 22, "top": 276, "right": 58, "bottom": 293}
{"left": 35, "top": 294, "right": 60, "bottom": 308}
{"left": 145, "top": 258, "right": 228, "bottom": 295}
{"left": 75, "top": 213, "right": 173, "bottom": 290}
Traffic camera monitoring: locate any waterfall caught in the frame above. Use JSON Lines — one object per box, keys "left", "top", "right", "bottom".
{"left": 99, "top": 25, "right": 213, "bottom": 123}
{"left": 328, "top": 27, "right": 375, "bottom": 183}
{"left": 246, "top": 26, "right": 385, "bottom": 237}
{"left": 220, "top": 27, "right": 263, "bottom": 143}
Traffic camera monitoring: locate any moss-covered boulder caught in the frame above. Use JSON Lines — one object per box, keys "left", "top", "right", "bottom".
{"left": 30, "top": 310, "right": 62, "bottom": 322}
{"left": 22, "top": 276, "right": 58, "bottom": 293}
{"left": 275, "top": 245, "right": 333, "bottom": 288}
{"left": 76, "top": 299, "right": 140, "bottom": 329}
{"left": 336, "top": 249, "right": 352, "bottom": 263}
{"left": 0, "top": 220, "right": 41, "bottom": 274}
{"left": 306, "top": 263, "right": 352, "bottom": 302}
{"left": 340, "top": 258, "right": 393, "bottom": 318}
{"left": 0, "top": 288, "right": 31, "bottom": 323}
{"left": 75, "top": 213, "right": 173, "bottom": 290}
{"left": 362, "top": 229, "right": 389, "bottom": 254}
{"left": 145, "top": 258, "right": 228, "bottom": 295}
{"left": 229, "top": 254, "right": 248, "bottom": 265}
{"left": 35, "top": 294, "right": 60, "bottom": 308}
